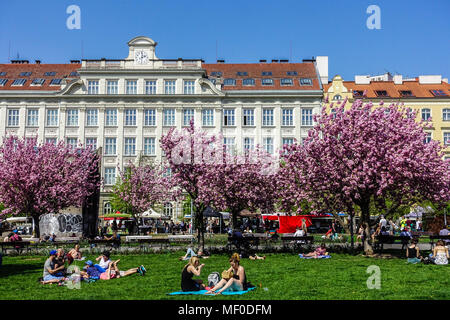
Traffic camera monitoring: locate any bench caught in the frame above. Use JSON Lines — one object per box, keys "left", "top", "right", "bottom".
{"left": 280, "top": 236, "right": 314, "bottom": 250}
{"left": 0, "top": 241, "right": 37, "bottom": 255}
{"left": 226, "top": 236, "right": 260, "bottom": 252}
{"left": 374, "top": 235, "right": 412, "bottom": 252}
{"left": 125, "top": 235, "right": 153, "bottom": 242}
{"left": 137, "top": 238, "right": 170, "bottom": 251}
{"left": 88, "top": 239, "right": 121, "bottom": 251}
{"left": 168, "top": 235, "right": 194, "bottom": 245}
{"left": 429, "top": 235, "right": 450, "bottom": 249}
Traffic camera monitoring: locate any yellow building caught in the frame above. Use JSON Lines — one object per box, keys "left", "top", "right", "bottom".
{"left": 324, "top": 74, "right": 450, "bottom": 159}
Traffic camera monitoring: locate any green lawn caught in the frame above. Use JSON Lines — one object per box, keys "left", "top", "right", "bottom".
{"left": 0, "top": 252, "right": 448, "bottom": 300}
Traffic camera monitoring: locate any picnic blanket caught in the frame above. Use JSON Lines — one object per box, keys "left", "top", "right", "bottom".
{"left": 298, "top": 254, "right": 331, "bottom": 259}
{"left": 168, "top": 287, "right": 256, "bottom": 296}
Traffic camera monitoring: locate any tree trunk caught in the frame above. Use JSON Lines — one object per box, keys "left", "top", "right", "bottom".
{"left": 231, "top": 210, "right": 239, "bottom": 230}
{"left": 32, "top": 214, "right": 40, "bottom": 239}
{"left": 360, "top": 201, "right": 374, "bottom": 255}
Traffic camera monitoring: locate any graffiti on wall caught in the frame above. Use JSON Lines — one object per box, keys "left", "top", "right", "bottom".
{"left": 39, "top": 213, "right": 83, "bottom": 236}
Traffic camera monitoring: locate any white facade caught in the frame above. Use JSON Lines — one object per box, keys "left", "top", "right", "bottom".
{"left": 0, "top": 36, "right": 323, "bottom": 219}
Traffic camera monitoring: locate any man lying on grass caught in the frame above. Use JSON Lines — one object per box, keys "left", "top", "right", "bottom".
{"left": 98, "top": 259, "right": 146, "bottom": 280}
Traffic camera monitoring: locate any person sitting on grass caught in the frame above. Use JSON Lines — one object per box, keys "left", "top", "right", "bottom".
{"left": 181, "top": 256, "right": 206, "bottom": 291}
{"left": 52, "top": 248, "right": 67, "bottom": 277}
{"left": 239, "top": 248, "right": 266, "bottom": 260}
{"left": 406, "top": 238, "right": 422, "bottom": 264}
{"left": 299, "top": 243, "right": 328, "bottom": 259}
{"left": 179, "top": 247, "right": 210, "bottom": 261}
{"left": 41, "top": 250, "right": 67, "bottom": 285}
{"left": 432, "top": 240, "right": 449, "bottom": 265}
{"left": 206, "top": 253, "right": 252, "bottom": 295}
{"left": 94, "top": 251, "right": 112, "bottom": 273}
{"left": 99, "top": 259, "right": 146, "bottom": 280}
{"left": 66, "top": 244, "right": 82, "bottom": 265}
{"left": 80, "top": 260, "right": 102, "bottom": 280}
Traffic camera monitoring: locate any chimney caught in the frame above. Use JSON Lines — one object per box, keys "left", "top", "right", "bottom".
{"left": 315, "top": 56, "right": 328, "bottom": 85}
{"left": 419, "top": 75, "right": 442, "bottom": 84}
{"left": 11, "top": 60, "right": 29, "bottom": 64}
{"left": 259, "top": 59, "right": 267, "bottom": 63}
{"left": 217, "top": 59, "right": 225, "bottom": 63}
{"left": 355, "top": 75, "right": 371, "bottom": 84}
{"left": 393, "top": 75, "right": 403, "bottom": 84}
{"left": 70, "top": 60, "right": 81, "bottom": 64}
{"left": 280, "top": 59, "right": 289, "bottom": 63}
{"left": 271, "top": 59, "right": 279, "bottom": 63}
{"left": 35, "top": 60, "right": 41, "bottom": 64}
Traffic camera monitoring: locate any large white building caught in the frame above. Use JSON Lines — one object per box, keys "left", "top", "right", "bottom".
{"left": 0, "top": 36, "right": 326, "bottom": 219}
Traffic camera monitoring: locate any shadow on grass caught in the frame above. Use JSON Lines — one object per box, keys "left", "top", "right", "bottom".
{"left": 0, "top": 258, "right": 43, "bottom": 278}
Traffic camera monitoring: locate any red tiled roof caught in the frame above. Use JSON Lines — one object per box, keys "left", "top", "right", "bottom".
{"left": 0, "top": 63, "right": 81, "bottom": 91}
{"left": 324, "top": 80, "right": 450, "bottom": 98}
{"left": 202, "top": 62, "right": 321, "bottom": 91}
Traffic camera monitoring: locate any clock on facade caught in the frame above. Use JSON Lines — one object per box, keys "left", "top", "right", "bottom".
{"left": 134, "top": 50, "right": 149, "bottom": 65}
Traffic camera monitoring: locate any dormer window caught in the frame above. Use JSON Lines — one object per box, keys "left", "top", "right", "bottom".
{"left": 50, "top": 79, "right": 62, "bottom": 85}
{"left": 287, "top": 71, "right": 298, "bottom": 76}
{"left": 19, "top": 72, "right": 32, "bottom": 76}
{"left": 31, "top": 78, "right": 45, "bottom": 85}
{"left": 430, "top": 89, "right": 447, "bottom": 97}
{"left": 261, "top": 78, "right": 273, "bottom": 86}
{"left": 375, "top": 90, "right": 389, "bottom": 97}
{"left": 236, "top": 72, "right": 248, "bottom": 76}
{"left": 242, "top": 78, "right": 255, "bottom": 86}
{"left": 300, "top": 78, "right": 312, "bottom": 85}
{"left": 281, "top": 78, "right": 293, "bottom": 86}
{"left": 400, "top": 90, "right": 414, "bottom": 97}
{"left": 262, "top": 71, "right": 272, "bottom": 76}
{"left": 12, "top": 79, "right": 27, "bottom": 86}
{"left": 223, "top": 78, "right": 236, "bottom": 86}
{"left": 210, "top": 71, "right": 222, "bottom": 77}
{"left": 0, "top": 79, "right": 8, "bottom": 86}
{"left": 353, "top": 90, "right": 364, "bottom": 97}
{"left": 44, "top": 72, "right": 56, "bottom": 76}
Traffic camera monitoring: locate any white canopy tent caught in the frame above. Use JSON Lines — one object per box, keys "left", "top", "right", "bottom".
{"left": 139, "top": 208, "right": 162, "bottom": 219}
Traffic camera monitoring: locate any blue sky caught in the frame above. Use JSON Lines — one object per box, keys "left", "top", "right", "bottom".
{"left": 0, "top": 0, "right": 448, "bottom": 80}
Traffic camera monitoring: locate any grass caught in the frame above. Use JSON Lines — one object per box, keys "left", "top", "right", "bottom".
{"left": 0, "top": 252, "right": 449, "bottom": 300}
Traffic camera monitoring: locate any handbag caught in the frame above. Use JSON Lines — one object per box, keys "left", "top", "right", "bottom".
{"left": 221, "top": 270, "right": 233, "bottom": 280}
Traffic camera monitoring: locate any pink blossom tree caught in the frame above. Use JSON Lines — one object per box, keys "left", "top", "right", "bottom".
{"left": 0, "top": 136, "right": 100, "bottom": 238}
{"left": 278, "top": 99, "right": 450, "bottom": 254}
{"left": 160, "top": 122, "right": 221, "bottom": 250}
{"left": 111, "top": 161, "right": 172, "bottom": 219}
{"left": 200, "top": 148, "right": 279, "bottom": 228}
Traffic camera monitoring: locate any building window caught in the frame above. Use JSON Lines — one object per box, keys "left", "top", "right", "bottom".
{"left": 66, "top": 138, "right": 78, "bottom": 149}
{"left": 333, "top": 94, "right": 343, "bottom": 101}
{"left": 262, "top": 109, "right": 274, "bottom": 126}
{"left": 444, "top": 132, "right": 450, "bottom": 146}
{"left": 375, "top": 90, "right": 389, "bottom": 97}
{"left": 263, "top": 137, "right": 274, "bottom": 154}
{"left": 87, "top": 80, "right": 99, "bottom": 94}
{"left": 261, "top": 78, "right": 274, "bottom": 86}
{"left": 50, "top": 79, "right": 62, "bottom": 86}
{"left": 104, "top": 168, "right": 116, "bottom": 185}
{"left": 145, "top": 80, "right": 156, "bottom": 95}
{"left": 400, "top": 90, "right": 414, "bottom": 97}
{"left": 125, "top": 109, "right": 137, "bottom": 126}
{"left": 164, "top": 80, "right": 176, "bottom": 94}
{"left": 27, "top": 109, "right": 39, "bottom": 127}
{"left": 282, "top": 138, "right": 294, "bottom": 146}
{"left": 7, "top": 109, "right": 19, "bottom": 127}
{"left": 282, "top": 109, "right": 293, "bottom": 126}
{"left": 104, "top": 138, "right": 117, "bottom": 155}
{"left": 223, "top": 137, "right": 236, "bottom": 155}
{"left": 0, "top": 79, "right": 8, "bottom": 86}
{"left": 66, "top": 109, "right": 79, "bottom": 126}
{"left": 183, "top": 109, "right": 194, "bottom": 126}
{"left": 144, "top": 109, "right": 156, "bottom": 126}
{"left": 163, "top": 109, "right": 175, "bottom": 126}
{"left": 262, "top": 71, "right": 272, "bottom": 76}
{"left": 144, "top": 137, "right": 156, "bottom": 156}
{"left": 202, "top": 109, "right": 214, "bottom": 126}
{"left": 301, "top": 109, "right": 313, "bottom": 126}
{"left": 12, "top": 79, "right": 26, "bottom": 86}
{"left": 164, "top": 203, "right": 173, "bottom": 217}
{"left": 243, "top": 109, "right": 254, "bottom": 126}
{"left": 243, "top": 137, "right": 254, "bottom": 155}
{"left": 300, "top": 78, "right": 312, "bottom": 86}
{"left": 105, "top": 109, "right": 117, "bottom": 126}
{"left": 223, "top": 109, "right": 235, "bottom": 126}
{"left": 242, "top": 78, "right": 255, "bottom": 86}
{"left": 443, "top": 109, "right": 450, "bottom": 121}
{"left": 103, "top": 202, "right": 112, "bottom": 214}
{"left": 224, "top": 78, "right": 236, "bottom": 86}
{"left": 85, "top": 137, "right": 97, "bottom": 150}
{"left": 431, "top": 90, "right": 448, "bottom": 97}
{"left": 281, "top": 78, "right": 293, "bottom": 86}
{"left": 287, "top": 71, "right": 298, "bottom": 76}
{"left": 126, "top": 80, "right": 137, "bottom": 94}
{"left": 184, "top": 80, "right": 195, "bottom": 94}
{"left": 236, "top": 72, "right": 248, "bottom": 76}
{"left": 86, "top": 109, "right": 98, "bottom": 126}
{"left": 45, "top": 138, "right": 57, "bottom": 145}
{"left": 46, "top": 109, "right": 59, "bottom": 126}
{"left": 124, "top": 137, "right": 136, "bottom": 156}
{"left": 424, "top": 133, "right": 432, "bottom": 144}
{"left": 421, "top": 108, "right": 431, "bottom": 121}
{"left": 107, "top": 80, "right": 118, "bottom": 94}
{"left": 31, "top": 78, "right": 45, "bottom": 85}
